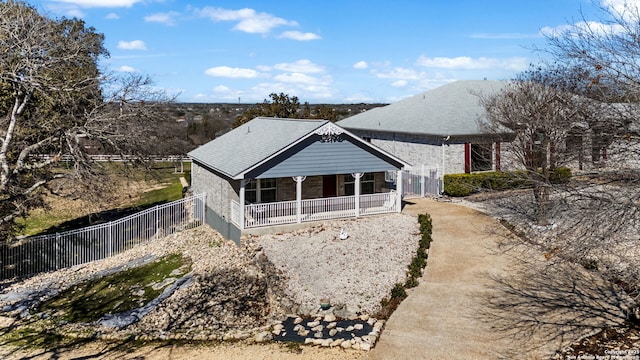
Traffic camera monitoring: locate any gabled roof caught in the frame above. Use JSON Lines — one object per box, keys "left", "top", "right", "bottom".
{"left": 188, "top": 117, "right": 409, "bottom": 179}
{"left": 338, "top": 80, "right": 507, "bottom": 137}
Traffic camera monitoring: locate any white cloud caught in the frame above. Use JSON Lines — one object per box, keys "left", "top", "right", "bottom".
{"left": 213, "top": 85, "right": 232, "bottom": 93}
{"left": 50, "top": 0, "right": 142, "bottom": 8}
{"left": 105, "top": 12, "right": 119, "bottom": 20}
{"left": 278, "top": 31, "right": 321, "bottom": 41}
{"left": 273, "top": 73, "right": 332, "bottom": 86}
{"left": 415, "top": 55, "right": 528, "bottom": 71}
{"left": 541, "top": 21, "right": 625, "bottom": 37}
{"left": 145, "top": 12, "right": 180, "bottom": 26}
{"left": 205, "top": 66, "right": 259, "bottom": 78}
{"left": 117, "top": 40, "right": 147, "bottom": 50}
{"left": 273, "top": 59, "right": 324, "bottom": 74}
{"left": 391, "top": 80, "right": 408, "bottom": 87}
{"left": 117, "top": 65, "right": 136, "bottom": 72}
{"left": 602, "top": 0, "right": 640, "bottom": 14}
{"left": 373, "top": 67, "right": 423, "bottom": 80}
{"left": 353, "top": 61, "right": 368, "bottom": 69}
{"left": 195, "top": 7, "right": 297, "bottom": 34}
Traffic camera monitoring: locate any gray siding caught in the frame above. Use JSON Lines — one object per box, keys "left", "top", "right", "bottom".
{"left": 191, "top": 162, "right": 241, "bottom": 243}
{"left": 253, "top": 137, "right": 400, "bottom": 178}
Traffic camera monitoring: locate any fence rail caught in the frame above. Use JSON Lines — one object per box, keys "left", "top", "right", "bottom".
{"left": 33, "top": 154, "right": 192, "bottom": 163}
{"left": 0, "top": 193, "right": 206, "bottom": 281}
{"left": 231, "top": 192, "right": 398, "bottom": 229}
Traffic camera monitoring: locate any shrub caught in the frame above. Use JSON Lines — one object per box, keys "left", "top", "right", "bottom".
{"left": 550, "top": 167, "right": 572, "bottom": 184}
{"left": 391, "top": 283, "right": 407, "bottom": 299}
{"left": 443, "top": 171, "right": 529, "bottom": 197}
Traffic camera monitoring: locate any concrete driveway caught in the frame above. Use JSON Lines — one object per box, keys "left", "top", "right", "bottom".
{"left": 367, "top": 198, "right": 631, "bottom": 360}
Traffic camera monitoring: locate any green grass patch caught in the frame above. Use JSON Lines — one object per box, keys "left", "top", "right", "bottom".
{"left": 16, "top": 213, "right": 77, "bottom": 237}
{"left": 18, "top": 162, "right": 191, "bottom": 236}
{"left": 36, "top": 254, "right": 190, "bottom": 323}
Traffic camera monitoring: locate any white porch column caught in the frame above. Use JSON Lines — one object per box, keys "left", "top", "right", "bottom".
{"left": 396, "top": 170, "right": 403, "bottom": 212}
{"left": 293, "top": 176, "right": 306, "bottom": 223}
{"left": 353, "top": 173, "right": 362, "bottom": 217}
{"left": 239, "top": 179, "right": 246, "bottom": 229}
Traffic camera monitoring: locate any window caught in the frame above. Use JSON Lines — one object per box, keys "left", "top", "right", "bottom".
{"left": 245, "top": 178, "right": 277, "bottom": 203}
{"left": 344, "top": 173, "right": 375, "bottom": 195}
{"left": 471, "top": 143, "right": 493, "bottom": 172}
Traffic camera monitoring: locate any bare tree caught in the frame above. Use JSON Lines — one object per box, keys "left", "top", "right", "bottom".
{"left": 0, "top": 1, "right": 172, "bottom": 239}
{"left": 480, "top": 72, "right": 586, "bottom": 225}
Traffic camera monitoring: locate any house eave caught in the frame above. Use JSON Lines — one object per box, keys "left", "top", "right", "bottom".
{"left": 343, "top": 126, "right": 514, "bottom": 143}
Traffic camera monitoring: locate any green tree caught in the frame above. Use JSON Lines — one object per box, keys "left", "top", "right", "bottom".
{"left": 0, "top": 1, "right": 171, "bottom": 239}
{"left": 232, "top": 92, "right": 300, "bottom": 128}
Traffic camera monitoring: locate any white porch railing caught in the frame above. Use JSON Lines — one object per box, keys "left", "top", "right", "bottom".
{"left": 231, "top": 192, "right": 398, "bottom": 229}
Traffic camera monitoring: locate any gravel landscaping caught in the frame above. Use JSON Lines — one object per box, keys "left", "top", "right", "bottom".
{"left": 0, "top": 212, "right": 421, "bottom": 350}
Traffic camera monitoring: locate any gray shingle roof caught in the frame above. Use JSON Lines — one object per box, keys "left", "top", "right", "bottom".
{"left": 338, "top": 80, "right": 507, "bottom": 137}
{"left": 188, "top": 117, "right": 327, "bottom": 179}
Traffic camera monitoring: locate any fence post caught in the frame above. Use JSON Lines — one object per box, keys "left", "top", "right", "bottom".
{"left": 108, "top": 221, "right": 113, "bottom": 257}
{"left": 55, "top": 233, "right": 60, "bottom": 270}
{"left": 155, "top": 204, "right": 160, "bottom": 240}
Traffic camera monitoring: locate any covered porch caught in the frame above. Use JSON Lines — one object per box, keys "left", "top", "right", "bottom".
{"left": 230, "top": 171, "right": 403, "bottom": 229}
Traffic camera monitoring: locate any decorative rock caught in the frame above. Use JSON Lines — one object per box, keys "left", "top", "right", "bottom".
{"left": 324, "top": 313, "right": 336, "bottom": 322}
{"left": 354, "top": 323, "right": 364, "bottom": 330}
{"left": 361, "top": 342, "right": 372, "bottom": 351}
{"left": 254, "top": 331, "right": 272, "bottom": 342}
{"left": 362, "top": 334, "right": 376, "bottom": 343}
{"left": 346, "top": 325, "right": 354, "bottom": 332}
{"left": 326, "top": 322, "right": 337, "bottom": 329}
{"left": 321, "top": 339, "right": 332, "bottom": 347}
{"left": 304, "top": 338, "right": 314, "bottom": 344}
{"left": 307, "top": 320, "right": 320, "bottom": 328}
{"left": 293, "top": 317, "right": 303, "bottom": 325}
{"left": 329, "top": 328, "right": 338, "bottom": 337}
{"left": 373, "top": 320, "right": 385, "bottom": 330}
{"left": 271, "top": 329, "right": 282, "bottom": 336}
{"left": 341, "top": 340, "right": 352, "bottom": 349}
{"left": 273, "top": 324, "right": 284, "bottom": 331}
{"left": 336, "top": 327, "right": 344, "bottom": 332}
{"left": 352, "top": 342, "right": 361, "bottom": 350}
{"left": 313, "top": 338, "right": 324, "bottom": 345}
{"left": 0, "top": 316, "right": 15, "bottom": 328}
{"left": 297, "top": 329, "right": 310, "bottom": 337}
{"left": 311, "top": 325, "right": 324, "bottom": 332}
{"left": 359, "top": 314, "right": 370, "bottom": 321}
{"left": 330, "top": 339, "right": 343, "bottom": 347}
{"left": 293, "top": 324, "right": 302, "bottom": 332}
{"left": 367, "top": 317, "right": 377, "bottom": 326}
{"left": 314, "top": 331, "right": 323, "bottom": 338}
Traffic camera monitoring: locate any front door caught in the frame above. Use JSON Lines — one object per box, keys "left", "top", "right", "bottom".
{"left": 322, "top": 175, "right": 337, "bottom": 197}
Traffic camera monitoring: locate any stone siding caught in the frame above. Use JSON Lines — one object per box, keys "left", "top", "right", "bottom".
{"left": 370, "top": 136, "right": 466, "bottom": 174}
{"left": 191, "top": 162, "right": 239, "bottom": 225}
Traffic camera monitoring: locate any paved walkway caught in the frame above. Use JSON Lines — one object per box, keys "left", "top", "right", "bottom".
{"left": 367, "top": 198, "right": 630, "bottom": 360}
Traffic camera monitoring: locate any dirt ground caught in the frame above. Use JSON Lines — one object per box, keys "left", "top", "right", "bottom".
{"left": 1, "top": 341, "right": 367, "bottom": 360}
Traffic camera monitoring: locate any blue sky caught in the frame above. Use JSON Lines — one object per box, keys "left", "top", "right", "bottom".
{"left": 25, "top": 0, "right": 618, "bottom": 103}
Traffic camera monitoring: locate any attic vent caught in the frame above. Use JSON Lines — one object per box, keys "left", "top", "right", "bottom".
{"left": 315, "top": 123, "right": 344, "bottom": 143}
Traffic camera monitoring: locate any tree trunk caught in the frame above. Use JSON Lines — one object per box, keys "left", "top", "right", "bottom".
{"left": 533, "top": 183, "right": 550, "bottom": 226}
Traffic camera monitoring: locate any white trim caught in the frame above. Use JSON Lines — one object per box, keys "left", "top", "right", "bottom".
{"left": 235, "top": 121, "right": 410, "bottom": 179}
